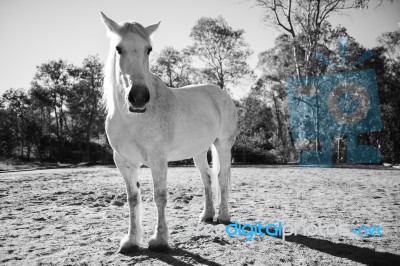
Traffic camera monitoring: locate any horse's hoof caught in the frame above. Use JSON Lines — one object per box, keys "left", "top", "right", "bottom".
{"left": 118, "top": 235, "right": 140, "bottom": 255}
{"left": 199, "top": 214, "right": 214, "bottom": 223}
{"left": 118, "top": 244, "right": 140, "bottom": 255}
{"left": 148, "top": 235, "right": 169, "bottom": 252}
{"left": 199, "top": 209, "right": 215, "bottom": 223}
{"left": 217, "top": 218, "right": 231, "bottom": 225}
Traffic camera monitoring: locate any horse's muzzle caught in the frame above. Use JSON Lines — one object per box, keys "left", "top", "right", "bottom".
{"left": 128, "top": 85, "right": 150, "bottom": 113}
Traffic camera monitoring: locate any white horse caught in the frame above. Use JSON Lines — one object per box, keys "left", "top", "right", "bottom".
{"left": 100, "top": 13, "right": 237, "bottom": 253}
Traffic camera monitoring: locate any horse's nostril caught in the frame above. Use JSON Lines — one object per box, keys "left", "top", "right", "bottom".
{"left": 128, "top": 92, "right": 136, "bottom": 104}
{"left": 144, "top": 90, "right": 150, "bottom": 103}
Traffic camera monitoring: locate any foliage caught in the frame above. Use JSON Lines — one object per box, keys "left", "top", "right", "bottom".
{"left": 234, "top": 79, "right": 276, "bottom": 163}
{"left": 67, "top": 55, "right": 105, "bottom": 161}
{"left": 189, "top": 16, "right": 253, "bottom": 92}
{"left": 151, "top": 47, "right": 194, "bottom": 88}
{"left": 255, "top": 0, "right": 398, "bottom": 163}
{"left": 374, "top": 29, "right": 400, "bottom": 162}
{"left": 0, "top": 89, "right": 38, "bottom": 159}
{"left": 0, "top": 56, "right": 109, "bottom": 162}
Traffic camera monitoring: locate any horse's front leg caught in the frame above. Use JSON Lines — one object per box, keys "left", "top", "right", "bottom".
{"left": 114, "top": 152, "right": 142, "bottom": 254}
{"left": 148, "top": 157, "right": 169, "bottom": 250}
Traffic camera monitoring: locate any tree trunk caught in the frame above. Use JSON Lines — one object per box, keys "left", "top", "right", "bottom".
{"left": 20, "top": 139, "right": 24, "bottom": 158}
{"left": 272, "top": 92, "right": 285, "bottom": 150}
{"left": 27, "top": 143, "right": 31, "bottom": 160}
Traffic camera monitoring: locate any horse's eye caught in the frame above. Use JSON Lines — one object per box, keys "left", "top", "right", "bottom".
{"left": 147, "top": 47, "right": 153, "bottom": 55}
{"left": 116, "top": 46, "right": 122, "bottom": 55}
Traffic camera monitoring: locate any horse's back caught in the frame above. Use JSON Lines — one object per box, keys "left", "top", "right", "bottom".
{"left": 173, "top": 84, "right": 236, "bottom": 116}
{"left": 172, "top": 84, "right": 238, "bottom": 141}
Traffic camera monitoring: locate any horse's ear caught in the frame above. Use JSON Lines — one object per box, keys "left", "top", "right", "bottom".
{"left": 146, "top": 21, "right": 161, "bottom": 36}
{"left": 100, "top": 12, "right": 120, "bottom": 34}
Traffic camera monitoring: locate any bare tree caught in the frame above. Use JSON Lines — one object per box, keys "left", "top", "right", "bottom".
{"left": 189, "top": 16, "right": 253, "bottom": 93}
{"left": 256, "top": 0, "right": 367, "bottom": 78}
{"left": 151, "top": 47, "right": 194, "bottom": 88}
{"left": 254, "top": 0, "right": 392, "bottom": 162}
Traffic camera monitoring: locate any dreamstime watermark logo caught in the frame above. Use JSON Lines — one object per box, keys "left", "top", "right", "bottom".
{"left": 286, "top": 38, "right": 382, "bottom": 166}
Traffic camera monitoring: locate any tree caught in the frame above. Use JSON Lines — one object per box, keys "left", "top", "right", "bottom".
{"left": 377, "top": 29, "right": 400, "bottom": 62}
{"left": 67, "top": 55, "right": 105, "bottom": 161}
{"left": 189, "top": 16, "right": 253, "bottom": 92}
{"left": 151, "top": 47, "right": 194, "bottom": 88}
{"left": 235, "top": 80, "right": 276, "bottom": 163}
{"left": 31, "top": 59, "right": 75, "bottom": 161}
{"left": 254, "top": 0, "right": 394, "bottom": 163}
{"left": 255, "top": 0, "right": 376, "bottom": 79}
{"left": 0, "top": 108, "right": 13, "bottom": 157}
{"left": 257, "top": 34, "right": 297, "bottom": 161}
{"left": 0, "top": 88, "right": 41, "bottom": 159}
{"left": 375, "top": 29, "right": 400, "bottom": 162}
{"left": 0, "top": 56, "right": 109, "bottom": 162}
{"left": 255, "top": 0, "right": 394, "bottom": 76}
{"left": 29, "top": 85, "right": 54, "bottom": 160}
{"left": 258, "top": 20, "right": 381, "bottom": 162}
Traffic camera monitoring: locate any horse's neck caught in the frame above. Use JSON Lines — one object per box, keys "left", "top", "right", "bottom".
{"left": 111, "top": 77, "right": 126, "bottom": 116}
{"left": 151, "top": 73, "right": 171, "bottom": 99}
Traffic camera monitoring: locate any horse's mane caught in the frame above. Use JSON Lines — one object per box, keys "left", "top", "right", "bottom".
{"left": 103, "top": 48, "right": 119, "bottom": 115}
{"left": 102, "top": 21, "right": 152, "bottom": 115}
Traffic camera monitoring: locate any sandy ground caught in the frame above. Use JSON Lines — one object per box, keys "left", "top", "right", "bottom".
{"left": 0, "top": 165, "right": 399, "bottom": 266}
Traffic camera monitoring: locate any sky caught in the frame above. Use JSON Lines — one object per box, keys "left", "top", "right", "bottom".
{"left": 0, "top": 0, "right": 399, "bottom": 99}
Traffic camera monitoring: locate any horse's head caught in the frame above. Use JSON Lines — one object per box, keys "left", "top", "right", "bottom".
{"left": 101, "top": 12, "right": 160, "bottom": 113}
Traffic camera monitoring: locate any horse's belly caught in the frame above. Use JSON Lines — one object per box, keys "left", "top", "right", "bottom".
{"left": 167, "top": 115, "right": 218, "bottom": 161}
{"left": 167, "top": 136, "right": 214, "bottom": 161}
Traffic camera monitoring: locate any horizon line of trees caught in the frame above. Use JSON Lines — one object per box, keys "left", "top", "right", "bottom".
{"left": 1, "top": 0, "right": 399, "bottom": 164}
{"left": 0, "top": 55, "right": 108, "bottom": 163}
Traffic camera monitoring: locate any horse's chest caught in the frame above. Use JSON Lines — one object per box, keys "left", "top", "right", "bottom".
{"left": 105, "top": 117, "right": 142, "bottom": 157}
{"left": 105, "top": 115, "right": 170, "bottom": 164}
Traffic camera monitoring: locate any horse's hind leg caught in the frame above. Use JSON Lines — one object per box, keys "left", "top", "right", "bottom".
{"left": 114, "top": 152, "right": 142, "bottom": 254}
{"left": 214, "top": 138, "right": 234, "bottom": 224}
{"left": 194, "top": 150, "right": 215, "bottom": 223}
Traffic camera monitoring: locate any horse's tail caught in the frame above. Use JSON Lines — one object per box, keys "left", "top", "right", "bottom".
{"left": 211, "top": 144, "right": 221, "bottom": 206}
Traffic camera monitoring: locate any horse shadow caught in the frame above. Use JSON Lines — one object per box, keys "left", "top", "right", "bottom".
{"left": 118, "top": 222, "right": 400, "bottom": 266}
{"left": 240, "top": 223, "right": 400, "bottom": 266}
{"left": 282, "top": 234, "right": 400, "bottom": 266}
{"left": 121, "top": 247, "right": 222, "bottom": 266}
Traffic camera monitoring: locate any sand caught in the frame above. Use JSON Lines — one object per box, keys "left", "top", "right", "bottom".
{"left": 0, "top": 165, "right": 399, "bottom": 265}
